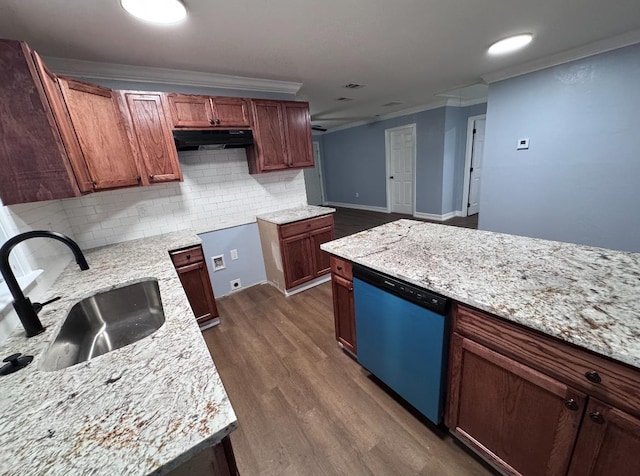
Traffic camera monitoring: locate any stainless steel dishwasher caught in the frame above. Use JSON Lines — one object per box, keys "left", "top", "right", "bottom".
{"left": 353, "top": 264, "right": 450, "bottom": 425}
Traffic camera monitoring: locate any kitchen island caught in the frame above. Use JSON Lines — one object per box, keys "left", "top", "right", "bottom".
{"left": 0, "top": 231, "right": 237, "bottom": 475}
{"left": 322, "top": 219, "right": 640, "bottom": 475}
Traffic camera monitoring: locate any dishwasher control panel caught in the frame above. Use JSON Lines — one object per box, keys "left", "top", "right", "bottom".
{"left": 353, "top": 264, "right": 449, "bottom": 314}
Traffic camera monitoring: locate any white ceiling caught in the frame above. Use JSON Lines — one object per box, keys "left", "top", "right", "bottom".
{"left": 2, "top": 0, "right": 640, "bottom": 130}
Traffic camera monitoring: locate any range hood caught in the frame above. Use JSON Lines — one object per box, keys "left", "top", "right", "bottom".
{"left": 173, "top": 129, "right": 254, "bottom": 151}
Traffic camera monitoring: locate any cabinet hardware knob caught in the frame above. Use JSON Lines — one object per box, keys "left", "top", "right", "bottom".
{"left": 186, "top": 254, "right": 191, "bottom": 260}
{"left": 210, "top": 119, "right": 215, "bottom": 125}
{"left": 216, "top": 119, "right": 221, "bottom": 124}
{"left": 92, "top": 181, "right": 97, "bottom": 188}
{"left": 564, "top": 399, "right": 579, "bottom": 411}
{"left": 149, "top": 175, "right": 154, "bottom": 180}
{"left": 337, "top": 266, "right": 343, "bottom": 271}
{"left": 136, "top": 176, "right": 142, "bottom": 183}
{"left": 589, "top": 412, "right": 605, "bottom": 424}
{"left": 585, "top": 371, "right": 602, "bottom": 384}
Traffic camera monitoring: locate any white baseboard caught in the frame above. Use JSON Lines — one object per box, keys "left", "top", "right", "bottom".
{"left": 413, "top": 210, "right": 465, "bottom": 221}
{"left": 284, "top": 274, "right": 331, "bottom": 297}
{"left": 325, "top": 201, "right": 389, "bottom": 213}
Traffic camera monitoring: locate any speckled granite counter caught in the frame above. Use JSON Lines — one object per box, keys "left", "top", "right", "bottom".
{"left": 256, "top": 205, "right": 335, "bottom": 225}
{"left": 0, "top": 230, "right": 237, "bottom": 476}
{"left": 321, "top": 219, "right": 640, "bottom": 369}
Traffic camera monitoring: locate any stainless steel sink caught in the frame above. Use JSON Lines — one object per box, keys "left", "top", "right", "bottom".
{"left": 41, "top": 280, "right": 165, "bottom": 371}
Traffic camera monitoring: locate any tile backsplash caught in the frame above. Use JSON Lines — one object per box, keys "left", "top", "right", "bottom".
{"left": 60, "top": 148, "right": 307, "bottom": 249}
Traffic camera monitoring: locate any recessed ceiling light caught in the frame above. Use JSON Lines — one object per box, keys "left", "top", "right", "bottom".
{"left": 488, "top": 34, "right": 533, "bottom": 55}
{"left": 121, "top": 0, "right": 187, "bottom": 24}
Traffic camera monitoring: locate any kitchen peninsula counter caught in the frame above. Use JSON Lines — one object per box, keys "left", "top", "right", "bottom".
{"left": 321, "top": 219, "right": 640, "bottom": 369}
{"left": 0, "top": 231, "right": 237, "bottom": 475}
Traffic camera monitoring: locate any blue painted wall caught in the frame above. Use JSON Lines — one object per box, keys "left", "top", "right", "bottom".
{"left": 322, "top": 104, "right": 486, "bottom": 215}
{"left": 479, "top": 43, "right": 640, "bottom": 252}
{"left": 199, "top": 223, "right": 266, "bottom": 297}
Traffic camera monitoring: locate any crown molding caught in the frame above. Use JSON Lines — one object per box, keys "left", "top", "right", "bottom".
{"left": 321, "top": 97, "right": 487, "bottom": 134}
{"left": 481, "top": 29, "right": 640, "bottom": 84}
{"left": 42, "top": 56, "right": 302, "bottom": 94}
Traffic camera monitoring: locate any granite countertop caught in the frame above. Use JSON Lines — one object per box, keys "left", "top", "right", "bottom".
{"left": 0, "top": 230, "right": 237, "bottom": 476}
{"left": 321, "top": 219, "right": 640, "bottom": 369}
{"left": 256, "top": 205, "right": 336, "bottom": 225}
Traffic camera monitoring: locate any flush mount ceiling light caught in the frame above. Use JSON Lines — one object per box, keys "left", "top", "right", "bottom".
{"left": 488, "top": 34, "right": 533, "bottom": 55}
{"left": 121, "top": 0, "right": 187, "bottom": 24}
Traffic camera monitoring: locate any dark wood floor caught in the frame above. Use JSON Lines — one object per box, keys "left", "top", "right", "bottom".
{"left": 332, "top": 207, "right": 478, "bottom": 239}
{"left": 203, "top": 283, "right": 492, "bottom": 475}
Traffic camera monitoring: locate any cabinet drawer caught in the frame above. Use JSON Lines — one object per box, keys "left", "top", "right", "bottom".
{"left": 170, "top": 245, "right": 204, "bottom": 268}
{"left": 454, "top": 303, "right": 640, "bottom": 417}
{"left": 278, "top": 214, "right": 334, "bottom": 239}
{"left": 330, "top": 256, "right": 352, "bottom": 280}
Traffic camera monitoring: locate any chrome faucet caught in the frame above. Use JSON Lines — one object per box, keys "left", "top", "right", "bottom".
{"left": 0, "top": 231, "right": 89, "bottom": 337}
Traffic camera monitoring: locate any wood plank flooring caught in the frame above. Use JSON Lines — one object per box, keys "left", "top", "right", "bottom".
{"left": 203, "top": 283, "right": 493, "bottom": 475}
{"left": 332, "top": 207, "right": 479, "bottom": 239}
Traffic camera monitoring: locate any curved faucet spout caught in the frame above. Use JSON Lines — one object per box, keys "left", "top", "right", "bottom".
{"left": 0, "top": 230, "right": 89, "bottom": 337}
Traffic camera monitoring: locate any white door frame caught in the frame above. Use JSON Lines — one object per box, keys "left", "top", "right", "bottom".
{"left": 461, "top": 114, "right": 486, "bottom": 217}
{"left": 312, "top": 141, "right": 327, "bottom": 205}
{"left": 385, "top": 123, "right": 417, "bottom": 214}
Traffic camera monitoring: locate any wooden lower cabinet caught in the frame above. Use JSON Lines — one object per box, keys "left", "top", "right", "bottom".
{"left": 331, "top": 273, "right": 356, "bottom": 354}
{"left": 257, "top": 214, "right": 335, "bottom": 293}
{"left": 448, "top": 334, "right": 585, "bottom": 475}
{"left": 170, "top": 246, "right": 219, "bottom": 326}
{"left": 447, "top": 303, "right": 640, "bottom": 475}
{"left": 166, "top": 436, "right": 239, "bottom": 476}
{"left": 568, "top": 399, "right": 640, "bottom": 476}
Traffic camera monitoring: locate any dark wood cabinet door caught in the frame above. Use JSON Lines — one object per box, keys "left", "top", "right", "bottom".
{"left": 175, "top": 260, "right": 219, "bottom": 325}
{"left": 211, "top": 97, "right": 250, "bottom": 127}
{"left": 58, "top": 78, "right": 141, "bottom": 190}
{"left": 123, "top": 92, "right": 182, "bottom": 184}
{"left": 247, "top": 100, "right": 288, "bottom": 173}
{"left": 332, "top": 274, "right": 356, "bottom": 354}
{"left": 281, "top": 234, "right": 314, "bottom": 288}
{"left": 568, "top": 399, "right": 640, "bottom": 476}
{"left": 282, "top": 101, "right": 314, "bottom": 168}
{"left": 310, "top": 225, "right": 335, "bottom": 277}
{"left": 166, "top": 93, "right": 214, "bottom": 128}
{"left": 448, "top": 334, "right": 586, "bottom": 476}
{"left": 0, "top": 39, "right": 80, "bottom": 205}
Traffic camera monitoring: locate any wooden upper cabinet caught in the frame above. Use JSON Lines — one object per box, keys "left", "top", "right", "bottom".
{"left": 447, "top": 334, "right": 587, "bottom": 476}
{"left": 166, "top": 94, "right": 250, "bottom": 128}
{"left": 282, "top": 101, "right": 314, "bottom": 168}
{"left": 58, "top": 78, "right": 141, "bottom": 190}
{"left": 0, "top": 39, "right": 81, "bottom": 204}
{"left": 122, "top": 92, "right": 182, "bottom": 184}
{"left": 247, "top": 100, "right": 289, "bottom": 173}
{"left": 247, "top": 99, "right": 315, "bottom": 174}
{"left": 211, "top": 97, "right": 250, "bottom": 127}
{"left": 166, "top": 94, "right": 214, "bottom": 128}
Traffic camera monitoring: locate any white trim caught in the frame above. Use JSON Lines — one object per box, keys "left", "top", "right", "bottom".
{"left": 481, "top": 29, "right": 640, "bottom": 84}
{"left": 445, "top": 97, "right": 488, "bottom": 107}
{"left": 385, "top": 124, "right": 417, "bottom": 215}
{"left": 324, "top": 201, "right": 389, "bottom": 213}
{"left": 42, "top": 56, "right": 302, "bottom": 95}
{"left": 312, "top": 141, "right": 326, "bottom": 205}
{"left": 284, "top": 274, "right": 331, "bottom": 297}
{"left": 413, "top": 211, "right": 463, "bottom": 221}
{"left": 462, "top": 115, "right": 486, "bottom": 217}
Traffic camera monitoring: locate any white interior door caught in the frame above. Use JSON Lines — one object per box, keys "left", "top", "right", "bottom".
{"left": 467, "top": 118, "right": 485, "bottom": 216}
{"left": 304, "top": 141, "right": 324, "bottom": 205}
{"left": 388, "top": 126, "right": 415, "bottom": 214}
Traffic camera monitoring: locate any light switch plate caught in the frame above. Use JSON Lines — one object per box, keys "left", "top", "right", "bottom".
{"left": 517, "top": 138, "right": 530, "bottom": 150}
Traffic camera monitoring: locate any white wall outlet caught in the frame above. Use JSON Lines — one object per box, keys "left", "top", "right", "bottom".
{"left": 230, "top": 279, "right": 242, "bottom": 291}
{"left": 230, "top": 249, "right": 238, "bottom": 260}
{"left": 517, "top": 138, "right": 530, "bottom": 150}
{"left": 212, "top": 255, "right": 226, "bottom": 272}
{"left": 355, "top": 192, "right": 359, "bottom": 198}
